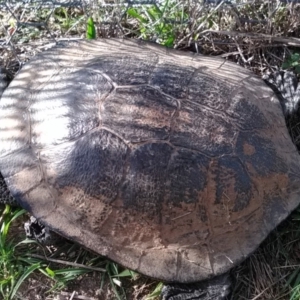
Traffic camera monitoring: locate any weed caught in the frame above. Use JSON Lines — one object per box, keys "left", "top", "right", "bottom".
{"left": 104, "top": 261, "right": 139, "bottom": 299}
{"left": 53, "top": 7, "right": 82, "bottom": 32}
{"left": 0, "top": 205, "right": 38, "bottom": 299}
{"left": 86, "top": 16, "right": 96, "bottom": 39}
{"left": 126, "top": 0, "right": 187, "bottom": 47}
{"left": 0, "top": 205, "right": 149, "bottom": 299}
{"left": 282, "top": 52, "right": 300, "bottom": 74}
{"left": 0, "top": 205, "right": 95, "bottom": 298}
{"left": 146, "top": 282, "right": 163, "bottom": 300}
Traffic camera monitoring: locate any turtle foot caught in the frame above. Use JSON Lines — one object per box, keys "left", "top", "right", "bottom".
{"left": 24, "top": 216, "right": 51, "bottom": 244}
{"left": 161, "top": 273, "right": 231, "bottom": 300}
{"left": 263, "top": 70, "right": 300, "bottom": 117}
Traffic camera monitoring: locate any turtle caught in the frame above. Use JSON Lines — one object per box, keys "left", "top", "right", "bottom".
{"left": 1, "top": 38, "right": 300, "bottom": 299}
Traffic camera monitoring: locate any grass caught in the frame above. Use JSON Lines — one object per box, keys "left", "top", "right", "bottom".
{"left": 0, "top": 204, "right": 157, "bottom": 299}
{"left": 1, "top": 0, "right": 300, "bottom": 299}
{"left": 283, "top": 52, "right": 300, "bottom": 74}
{"left": 230, "top": 207, "right": 300, "bottom": 299}
{"left": 125, "top": 0, "right": 183, "bottom": 47}
{"left": 0, "top": 205, "right": 45, "bottom": 300}
{"left": 3, "top": 203, "right": 300, "bottom": 299}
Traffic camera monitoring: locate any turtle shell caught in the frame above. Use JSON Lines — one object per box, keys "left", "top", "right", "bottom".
{"left": 1, "top": 39, "right": 300, "bottom": 282}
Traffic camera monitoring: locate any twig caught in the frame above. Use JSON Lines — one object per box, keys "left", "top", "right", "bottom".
{"left": 250, "top": 274, "right": 289, "bottom": 300}
{"left": 59, "top": 291, "right": 97, "bottom": 300}
{"left": 26, "top": 253, "right": 106, "bottom": 272}
{"left": 69, "top": 291, "right": 76, "bottom": 300}
{"left": 202, "top": 30, "right": 300, "bottom": 47}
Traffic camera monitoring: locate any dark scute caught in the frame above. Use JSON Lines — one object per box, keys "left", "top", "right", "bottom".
{"left": 171, "top": 130, "right": 233, "bottom": 157}
{"left": 171, "top": 108, "right": 235, "bottom": 156}
{"left": 161, "top": 273, "right": 231, "bottom": 300}
{"left": 166, "top": 149, "right": 209, "bottom": 206}
{"left": 52, "top": 130, "right": 127, "bottom": 201}
{"left": 187, "top": 73, "right": 231, "bottom": 112}
{"left": 86, "top": 55, "right": 157, "bottom": 86}
{"left": 263, "top": 194, "right": 288, "bottom": 231}
{"left": 150, "top": 64, "right": 195, "bottom": 98}
{"left": 228, "top": 97, "right": 268, "bottom": 130}
{"left": 103, "top": 86, "right": 177, "bottom": 142}
{"left": 216, "top": 156, "right": 253, "bottom": 211}
{"left": 236, "top": 132, "right": 287, "bottom": 176}
{"left": 121, "top": 143, "right": 172, "bottom": 219}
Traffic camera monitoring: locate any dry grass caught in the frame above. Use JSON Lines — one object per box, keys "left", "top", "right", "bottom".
{"left": 2, "top": 0, "right": 300, "bottom": 299}
{"left": 231, "top": 209, "right": 300, "bottom": 300}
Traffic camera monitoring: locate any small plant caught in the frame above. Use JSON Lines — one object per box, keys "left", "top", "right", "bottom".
{"left": 52, "top": 7, "right": 85, "bottom": 34}
{"left": 146, "top": 282, "right": 163, "bottom": 299}
{"left": 126, "top": 0, "right": 187, "bottom": 47}
{"left": 104, "top": 261, "right": 139, "bottom": 300}
{"left": 286, "top": 267, "right": 300, "bottom": 300}
{"left": 86, "top": 16, "right": 96, "bottom": 40}
{"left": 53, "top": 8, "right": 74, "bottom": 31}
{"left": 0, "top": 205, "right": 40, "bottom": 300}
{"left": 42, "top": 267, "right": 93, "bottom": 292}
{"left": 282, "top": 52, "right": 300, "bottom": 74}
{"left": 0, "top": 204, "right": 144, "bottom": 299}
{"left": 0, "top": 206, "right": 96, "bottom": 298}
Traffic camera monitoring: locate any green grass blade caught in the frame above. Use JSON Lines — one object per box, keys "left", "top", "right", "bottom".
{"left": 146, "top": 282, "right": 163, "bottom": 299}
{"left": 86, "top": 17, "right": 96, "bottom": 39}
{"left": 9, "top": 263, "right": 41, "bottom": 299}
{"left": 127, "top": 8, "right": 147, "bottom": 23}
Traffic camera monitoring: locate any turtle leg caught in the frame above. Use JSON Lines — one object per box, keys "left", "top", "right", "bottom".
{"left": 24, "top": 216, "right": 54, "bottom": 244}
{"left": 263, "top": 70, "right": 300, "bottom": 117}
{"left": 161, "top": 273, "right": 231, "bottom": 300}
{"left": 0, "top": 67, "right": 9, "bottom": 96}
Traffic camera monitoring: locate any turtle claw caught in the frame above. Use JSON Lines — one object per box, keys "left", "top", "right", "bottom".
{"left": 24, "top": 216, "right": 51, "bottom": 244}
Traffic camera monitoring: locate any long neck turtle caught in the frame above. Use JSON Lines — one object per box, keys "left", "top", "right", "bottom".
{"left": 1, "top": 39, "right": 299, "bottom": 299}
